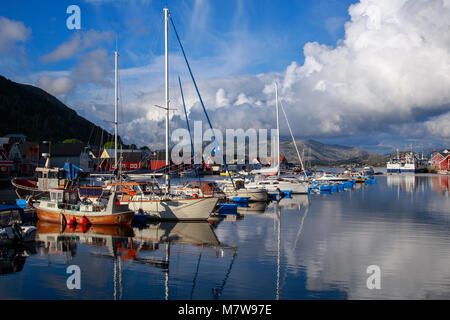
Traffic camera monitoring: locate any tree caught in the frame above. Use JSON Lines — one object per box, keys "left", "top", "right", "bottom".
{"left": 63, "top": 138, "right": 83, "bottom": 144}
{"left": 103, "top": 141, "right": 123, "bottom": 149}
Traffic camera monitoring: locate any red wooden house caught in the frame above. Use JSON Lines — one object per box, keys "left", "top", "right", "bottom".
{"left": 430, "top": 150, "right": 450, "bottom": 173}
{"left": 96, "top": 151, "right": 143, "bottom": 172}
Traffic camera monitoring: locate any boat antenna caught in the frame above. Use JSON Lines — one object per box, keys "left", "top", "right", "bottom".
{"left": 170, "top": 15, "right": 235, "bottom": 189}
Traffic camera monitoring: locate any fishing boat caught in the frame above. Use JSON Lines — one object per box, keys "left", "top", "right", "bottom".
{"left": 12, "top": 153, "right": 84, "bottom": 199}
{"left": 34, "top": 188, "right": 134, "bottom": 225}
{"left": 387, "top": 150, "right": 428, "bottom": 173}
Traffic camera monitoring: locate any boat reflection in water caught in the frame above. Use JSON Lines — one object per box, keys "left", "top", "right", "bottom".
{"left": 236, "top": 201, "right": 268, "bottom": 215}
{"left": 277, "top": 194, "right": 310, "bottom": 210}
{"left": 0, "top": 244, "right": 36, "bottom": 275}
{"left": 35, "top": 219, "right": 234, "bottom": 299}
{"left": 267, "top": 194, "right": 311, "bottom": 300}
{"left": 132, "top": 221, "right": 236, "bottom": 300}
{"left": 387, "top": 174, "right": 417, "bottom": 193}
{"left": 387, "top": 173, "right": 448, "bottom": 195}
{"left": 241, "top": 194, "right": 310, "bottom": 219}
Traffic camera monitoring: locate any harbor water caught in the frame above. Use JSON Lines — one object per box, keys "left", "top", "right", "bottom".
{"left": 0, "top": 173, "right": 449, "bottom": 299}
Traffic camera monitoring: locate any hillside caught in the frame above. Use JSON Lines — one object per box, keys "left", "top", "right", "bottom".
{"left": 0, "top": 75, "right": 116, "bottom": 146}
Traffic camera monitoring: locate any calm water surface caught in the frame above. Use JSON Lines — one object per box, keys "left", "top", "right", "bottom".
{"left": 1, "top": 174, "right": 449, "bottom": 299}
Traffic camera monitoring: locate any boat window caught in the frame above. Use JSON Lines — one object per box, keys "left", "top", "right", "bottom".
{"left": 48, "top": 171, "right": 58, "bottom": 179}
{"left": 37, "top": 171, "right": 42, "bottom": 178}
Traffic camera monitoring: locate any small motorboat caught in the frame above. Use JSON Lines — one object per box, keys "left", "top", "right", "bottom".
{"left": 0, "top": 204, "right": 37, "bottom": 245}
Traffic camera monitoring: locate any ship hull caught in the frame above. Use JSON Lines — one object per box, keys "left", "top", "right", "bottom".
{"left": 224, "top": 189, "right": 268, "bottom": 202}
{"left": 35, "top": 206, "right": 134, "bottom": 225}
{"left": 11, "top": 178, "right": 49, "bottom": 199}
{"left": 123, "top": 197, "right": 218, "bottom": 221}
{"left": 247, "top": 181, "right": 309, "bottom": 194}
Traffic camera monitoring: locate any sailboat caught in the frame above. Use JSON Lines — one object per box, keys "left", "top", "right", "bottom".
{"left": 88, "top": 8, "right": 218, "bottom": 221}
{"left": 246, "top": 83, "right": 309, "bottom": 194}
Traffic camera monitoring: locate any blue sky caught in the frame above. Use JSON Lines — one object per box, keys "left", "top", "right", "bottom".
{"left": 1, "top": 0, "right": 449, "bottom": 154}
{"left": 0, "top": 0, "right": 355, "bottom": 76}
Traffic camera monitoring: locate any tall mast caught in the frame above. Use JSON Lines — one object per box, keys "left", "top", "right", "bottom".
{"left": 275, "top": 82, "right": 280, "bottom": 176}
{"left": 114, "top": 51, "right": 119, "bottom": 172}
{"left": 164, "top": 7, "right": 170, "bottom": 190}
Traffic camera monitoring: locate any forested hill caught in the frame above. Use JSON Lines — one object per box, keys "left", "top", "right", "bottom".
{"left": 0, "top": 75, "right": 115, "bottom": 146}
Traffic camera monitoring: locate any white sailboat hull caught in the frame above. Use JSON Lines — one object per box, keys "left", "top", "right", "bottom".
{"left": 223, "top": 188, "right": 268, "bottom": 202}
{"left": 122, "top": 197, "right": 219, "bottom": 221}
{"left": 246, "top": 180, "right": 309, "bottom": 194}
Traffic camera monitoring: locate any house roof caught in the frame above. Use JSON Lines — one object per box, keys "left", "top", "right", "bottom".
{"left": 40, "top": 143, "right": 85, "bottom": 157}
{"left": 101, "top": 149, "right": 141, "bottom": 158}
{"left": 109, "top": 152, "right": 142, "bottom": 163}
{"left": 120, "top": 152, "right": 142, "bottom": 163}
{"left": 439, "top": 153, "right": 450, "bottom": 162}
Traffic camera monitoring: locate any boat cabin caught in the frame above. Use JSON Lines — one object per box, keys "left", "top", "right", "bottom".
{"left": 36, "top": 167, "right": 66, "bottom": 191}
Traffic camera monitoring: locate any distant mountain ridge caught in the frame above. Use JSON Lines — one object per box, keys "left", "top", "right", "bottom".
{"left": 279, "top": 139, "right": 387, "bottom": 165}
{"left": 229, "top": 137, "right": 386, "bottom": 165}
{"left": 0, "top": 75, "right": 115, "bottom": 146}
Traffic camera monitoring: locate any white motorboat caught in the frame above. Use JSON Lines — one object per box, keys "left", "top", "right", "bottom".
{"left": 246, "top": 176, "right": 309, "bottom": 194}
{"left": 177, "top": 180, "right": 269, "bottom": 202}
{"left": 314, "top": 173, "right": 350, "bottom": 182}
